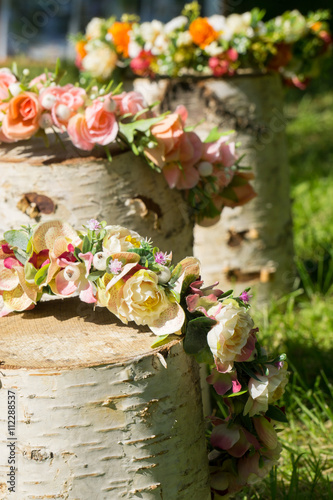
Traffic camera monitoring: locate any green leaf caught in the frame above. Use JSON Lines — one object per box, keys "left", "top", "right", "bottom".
{"left": 4, "top": 230, "right": 29, "bottom": 251}
{"left": 13, "top": 248, "right": 29, "bottom": 265}
{"left": 238, "top": 362, "right": 262, "bottom": 381}
{"left": 151, "top": 334, "right": 171, "bottom": 349}
{"left": 119, "top": 115, "right": 166, "bottom": 143}
{"left": 82, "top": 235, "right": 91, "bottom": 254}
{"left": 184, "top": 317, "right": 216, "bottom": 355}
{"left": 227, "top": 389, "right": 248, "bottom": 398}
{"left": 194, "top": 346, "right": 214, "bottom": 365}
{"left": 24, "top": 262, "right": 37, "bottom": 282}
{"left": 204, "top": 127, "right": 235, "bottom": 143}
{"left": 266, "top": 405, "right": 288, "bottom": 423}
{"left": 219, "top": 290, "right": 234, "bottom": 299}
{"left": 34, "top": 264, "right": 50, "bottom": 286}
{"left": 88, "top": 270, "right": 105, "bottom": 282}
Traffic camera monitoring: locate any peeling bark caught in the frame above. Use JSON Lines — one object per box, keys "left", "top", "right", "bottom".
{"left": 133, "top": 75, "right": 295, "bottom": 302}
{"left": 0, "top": 298, "right": 210, "bottom": 499}
{"left": 0, "top": 136, "right": 193, "bottom": 263}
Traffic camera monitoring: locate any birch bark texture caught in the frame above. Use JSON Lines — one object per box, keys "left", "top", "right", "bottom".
{"left": 0, "top": 137, "right": 193, "bottom": 263}
{"left": 133, "top": 74, "right": 295, "bottom": 302}
{"left": 0, "top": 298, "right": 211, "bottom": 500}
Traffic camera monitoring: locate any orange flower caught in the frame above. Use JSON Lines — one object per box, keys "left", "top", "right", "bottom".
{"left": 108, "top": 22, "right": 132, "bottom": 57}
{"left": 189, "top": 17, "right": 218, "bottom": 49}
{"left": 311, "top": 21, "right": 323, "bottom": 32}
{"left": 76, "top": 40, "right": 87, "bottom": 60}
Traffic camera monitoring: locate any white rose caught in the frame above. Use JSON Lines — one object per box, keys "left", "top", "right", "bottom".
{"left": 93, "top": 251, "right": 110, "bottom": 271}
{"left": 117, "top": 269, "right": 170, "bottom": 326}
{"left": 82, "top": 43, "right": 117, "bottom": 80}
{"left": 85, "top": 17, "right": 104, "bottom": 39}
{"left": 103, "top": 225, "right": 142, "bottom": 254}
{"left": 207, "top": 300, "right": 254, "bottom": 372}
{"left": 243, "top": 363, "right": 289, "bottom": 417}
{"left": 226, "top": 12, "right": 253, "bottom": 38}
{"left": 128, "top": 40, "right": 142, "bottom": 58}
{"left": 176, "top": 31, "right": 193, "bottom": 47}
{"left": 140, "top": 20, "right": 164, "bottom": 45}
{"left": 208, "top": 14, "right": 227, "bottom": 33}
{"left": 164, "top": 15, "right": 188, "bottom": 34}
{"left": 204, "top": 41, "right": 224, "bottom": 57}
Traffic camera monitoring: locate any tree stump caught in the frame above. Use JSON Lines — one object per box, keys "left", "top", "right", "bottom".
{"left": 133, "top": 74, "right": 295, "bottom": 303}
{"left": 0, "top": 136, "right": 193, "bottom": 263}
{"left": 0, "top": 298, "right": 211, "bottom": 499}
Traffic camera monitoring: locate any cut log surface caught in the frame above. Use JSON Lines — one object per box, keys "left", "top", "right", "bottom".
{"left": 133, "top": 74, "right": 295, "bottom": 301}
{"left": 0, "top": 298, "right": 210, "bottom": 499}
{"left": 0, "top": 137, "right": 193, "bottom": 262}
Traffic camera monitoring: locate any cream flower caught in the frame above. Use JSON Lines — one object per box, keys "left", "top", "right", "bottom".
{"left": 85, "top": 17, "right": 104, "bottom": 39}
{"left": 102, "top": 225, "right": 142, "bottom": 254}
{"left": 176, "top": 30, "right": 193, "bottom": 47}
{"left": 117, "top": 269, "right": 170, "bottom": 326}
{"left": 243, "top": 363, "right": 289, "bottom": 417}
{"left": 204, "top": 41, "right": 225, "bottom": 56}
{"left": 82, "top": 42, "right": 118, "bottom": 80}
{"left": 225, "top": 13, "right": 254, "bottom": 40}
{"left": 164, "top": 15, "right": 188, "bottom": 34}
{"left": 208, "top": 14, "right": 227, "bottom": 33}
{"left": 207, "top": 299, "right": 254, "bottom": 372}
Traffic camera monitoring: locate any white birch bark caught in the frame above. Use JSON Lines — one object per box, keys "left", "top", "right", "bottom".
{"left": 133, "top": 74, "right": 295, "bottom": 302}
{"left": 0, "top": 137, "right": 193, "bottom": 263}
{"left": 0, "top": 298, "right": 211, "bottom": 500}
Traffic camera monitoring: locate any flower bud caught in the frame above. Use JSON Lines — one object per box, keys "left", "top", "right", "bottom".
{"left": 253, "top": 417, "right": 278, "bottom": 450}
{"left": 157, "top": 265, "right": 171, "bottom": 284}
{"left": 41, "top": 93, "right": 57, "bottom": 110}
{"left": 103, "top": 98, "right": 116, "bottom": 113}
{"left": 9, "top": 83, "right": 23, "bottom": 97}
{"left": 56, "top": 104, "right": 71, "bottom": 121}
{"left": 63, "top": 265, "right": 80, "bottom": 282}
{"left": 38, "top": 113, "right": 53, "bottom": 129}
{"left": 93, "top": 252, "right": 108, "bottom": 271}
{"left": 198, "top": 161, "right": 213, "bottom": 177}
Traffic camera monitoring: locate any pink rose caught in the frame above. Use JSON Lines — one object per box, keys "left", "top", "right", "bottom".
{"left": 85, "top": 100, "right": 118, "bottom": 145}
{"left": 67, "top": 100, "right": 118, "bottom": 151}
{"left": 40, "top": 85, "right": 86, "bottom": 129}
{"left": 0, "top": 69, "right": 17, "bottom": 100}
{"left": 1, "top": 91, "right": 41, "bottom": 141}
{"left": 112, "top": 91, "right": 147, "bottom": 116}
{"left": 67, "top": 113, "right": 94, "bottom": 151}
{"left": 202, "top": 136, "right": 237, "bottom": 168}
{"left": 29, "top": 72, "right": 53, "bottom": 90}
{"left": 130, "top": 50, "right": 155, "bottom": 77}
{"left": 209, "top": 49, "right": 238, "bottom": 77}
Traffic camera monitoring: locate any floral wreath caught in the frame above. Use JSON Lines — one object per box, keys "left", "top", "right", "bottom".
{"left": 0, "top": 65, "right": 255, "bottom": 223}
{"left": 0, "top": 219, "right": 288, "bottom": 498}
{"left": 74, "top": 2, "right": 332, "bottom": 89}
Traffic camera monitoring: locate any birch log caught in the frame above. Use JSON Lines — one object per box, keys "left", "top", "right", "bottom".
{"left": 0, "top": 298, "right": 211, "bottom": 500}
{"left": 0, "top": 137, "right": 193, "bottom": 263}
{"left": 133, "top": 74, "right": 295, "bottom": 303}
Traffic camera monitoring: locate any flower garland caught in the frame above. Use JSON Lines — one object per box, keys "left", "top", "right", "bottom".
{"left": 0, "top": 65, "right": 255, "bottom": 223}
{"left": 0, "top": 219, "right": 288, "bottom": 497}
{"left": 74, "top": 3, "right": 332, "bottom": 89}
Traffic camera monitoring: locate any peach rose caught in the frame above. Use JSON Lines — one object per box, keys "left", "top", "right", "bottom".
{"left": 1, "top": 91, "right": 41, "bottom": 141}
{"left": 145, "top": 113, "right": 185, "bottom": 168}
